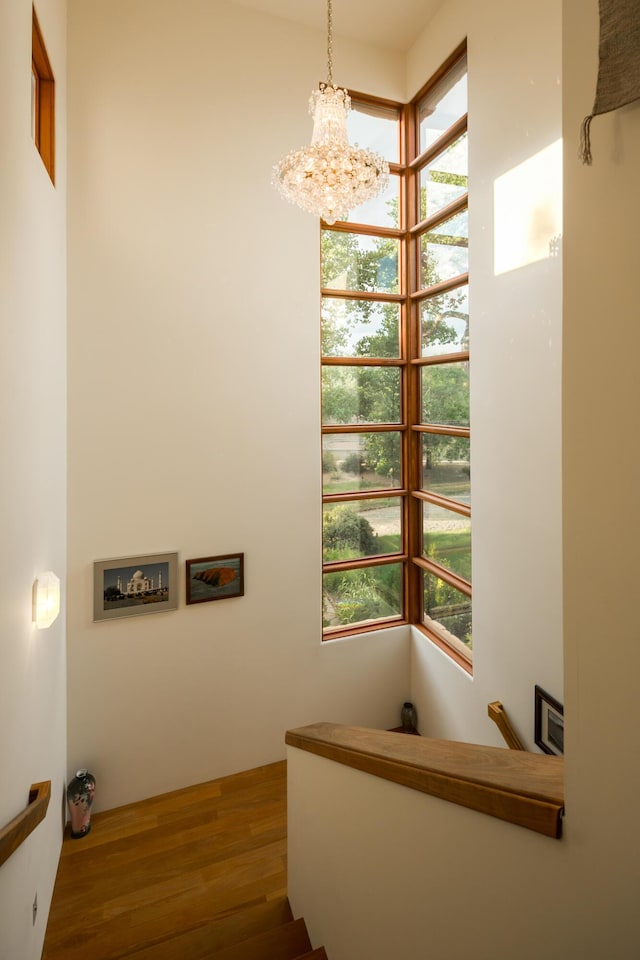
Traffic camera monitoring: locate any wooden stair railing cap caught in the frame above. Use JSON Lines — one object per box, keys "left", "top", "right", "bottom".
{"left": 286, "top": 723, "right": 564, "bottom": 839}
{"left": 0, "top": 781, "right": 51, "bottom": 868}
{"left": 487, "top": 700, "right": 525, "bottom": 751}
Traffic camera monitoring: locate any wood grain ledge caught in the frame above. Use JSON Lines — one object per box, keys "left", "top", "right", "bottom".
{"left": 286, "top": 723, "right": 563, "bottom": 839}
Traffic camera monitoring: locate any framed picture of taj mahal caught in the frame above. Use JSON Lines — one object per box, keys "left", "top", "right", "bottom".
{"left": 93, "top": 552, "right": 178, "bottom": 621}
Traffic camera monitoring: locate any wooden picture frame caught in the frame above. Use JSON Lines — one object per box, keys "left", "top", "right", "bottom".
{"left": 186, "top": 554, "right": 244, "bottom": 605}
{"left": 93, "top": 552, "right": 178, "bottom": 622}
{"left": 534, "top": 685, "right": 564, "bottom": 756}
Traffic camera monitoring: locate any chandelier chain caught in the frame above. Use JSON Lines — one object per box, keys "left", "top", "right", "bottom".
{"left": 327, "top": 0, "right": 333, "bottom": 86}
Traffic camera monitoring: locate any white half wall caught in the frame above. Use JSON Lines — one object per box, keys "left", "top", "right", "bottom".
{"left": 288, "top": 748, "right": 571, "bottom": 960}
{"left": 287, "top": 732, "right": 637, "bottom": 959}
{"left": 406, "top": 0, "right": 564, "bottom": 751}
{"left": 66, "top": 0, "right": 409, "bottom": 812}
{"left": 0, "top": 1, "right": 67, "bottom": 957}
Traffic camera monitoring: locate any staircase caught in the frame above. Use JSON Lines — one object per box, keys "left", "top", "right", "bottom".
{"left": 42, "top": 761, "right": 328, "bottom": 959}
{"left": 120, "top": 898, "right": 327, "bottom": 959}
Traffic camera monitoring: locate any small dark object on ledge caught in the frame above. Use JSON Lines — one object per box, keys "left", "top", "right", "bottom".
{"left": 400, "top": 701, "right": 418, "bottom": 733}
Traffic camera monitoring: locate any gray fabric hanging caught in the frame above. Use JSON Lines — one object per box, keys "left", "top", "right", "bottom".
{"left": 580, "top": 0, "right": 640, "bottom": 163}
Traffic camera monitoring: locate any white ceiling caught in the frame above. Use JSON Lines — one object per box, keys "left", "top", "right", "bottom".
{"left": 227, "top": 0, "right": 444, "bottom": 52}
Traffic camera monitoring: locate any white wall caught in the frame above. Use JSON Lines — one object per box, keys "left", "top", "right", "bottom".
{"left": 66, "top": 0, "right": 567, "bottom": 811}
{"left": 289, "top": 748, "right": 571, "bottom": 960}
{"left": 0, "top": 1, "right": 67, "bottom": 957}
{"left": 406, "top": 0, "right": 564, "bottom": 750}
{"left": 289, "top": 1, "right": 640, "bottom": 957}
{"left": 562, "top": 0, "right": 640, "bottom": 947}
{"left": 66, "top": 0, "right": 410, "bottom": 812}
{"left": 287, "top": 716, "right": 635, "bottom": 959}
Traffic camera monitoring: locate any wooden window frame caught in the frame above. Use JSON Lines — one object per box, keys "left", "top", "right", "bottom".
{"left": 321, "top": 92, "right": 407, "bottom": 640}
{"left": 32, "top": 6, "right": 55, "bottom": 183}
{"left": 321, "top": 45, "right": 470, "bottom": 670}
{"left": 407, "top": 42, "right": 471, "bottom": 671}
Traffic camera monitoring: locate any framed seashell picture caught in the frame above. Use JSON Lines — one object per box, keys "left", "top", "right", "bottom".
{"left": 185, "top": 553, "right": 244, "bottom": 605}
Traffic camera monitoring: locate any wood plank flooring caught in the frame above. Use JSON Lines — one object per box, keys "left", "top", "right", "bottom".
{"left": 42, "top": 761, "right": 288, "bottom": 960}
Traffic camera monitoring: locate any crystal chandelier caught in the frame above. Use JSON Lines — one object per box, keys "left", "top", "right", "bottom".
{"left": 272, "top": 0, "right": 389, "bottom": 225}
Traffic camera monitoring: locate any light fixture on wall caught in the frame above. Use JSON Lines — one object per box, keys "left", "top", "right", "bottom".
{"left": 33, "top": 571, "right": 61, "bottom": 629}
{"left": 272, "top": 0, "right": 389, "bottom": 225}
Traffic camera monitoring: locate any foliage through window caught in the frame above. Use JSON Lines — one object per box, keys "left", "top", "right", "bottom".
{"left": 321, "top": 46, "right": 471, "bottom": 668}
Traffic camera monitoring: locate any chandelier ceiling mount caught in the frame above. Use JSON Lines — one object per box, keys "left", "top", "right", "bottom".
{"left": 272, "top": 0, "right": 389, "bottom": 225}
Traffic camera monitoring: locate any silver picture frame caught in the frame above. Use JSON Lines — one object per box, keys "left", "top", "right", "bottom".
{"left": 93, "top": 552, "right": 178, "bottom": 622}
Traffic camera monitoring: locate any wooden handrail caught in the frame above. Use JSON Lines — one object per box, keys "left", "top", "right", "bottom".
{"left": 286, "top": 723, "right": 563, "bottom": 839}
{"left": 487, "top": 701, "right": 525, "bottom": 750}
{"left": 0, "top": 781, "right": 51, "bottom": 868}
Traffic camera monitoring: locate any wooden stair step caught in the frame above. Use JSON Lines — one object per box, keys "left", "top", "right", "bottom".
{"left": 41, "top": 762, "right": 330, "bottom": 960}
{"left": 203, "top": 917, "right": 312, "bottom": 960}
{"left": 124, "top": 898, "right": 294, "bottom": 960}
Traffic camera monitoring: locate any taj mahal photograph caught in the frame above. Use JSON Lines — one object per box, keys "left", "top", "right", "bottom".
{"left": 93, "top": 552, "right": 178, "bottom": 621}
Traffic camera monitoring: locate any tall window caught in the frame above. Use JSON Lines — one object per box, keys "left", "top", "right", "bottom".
{"left": 321, "top": 95, "right": 405, "bottom": 636}
{"left": 409, "top": 49, "right": 471, "bottom": 666}
{"left": 32, "top": 6, "right": 55, "bottom": 183}
{"left": 321, "top": 46, "right": 471, "bottom": 669}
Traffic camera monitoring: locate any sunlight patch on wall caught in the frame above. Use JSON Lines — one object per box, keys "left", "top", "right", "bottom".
{"left": 494, "top": 139, "right": 562, "bottom": 276}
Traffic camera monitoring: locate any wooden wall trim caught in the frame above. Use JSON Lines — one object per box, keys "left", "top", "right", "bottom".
{"left": 285, "top": 723, "right": 563, "bottom": 839}
{"left": 0, "top": 781, "right": 51, "bottom": 869}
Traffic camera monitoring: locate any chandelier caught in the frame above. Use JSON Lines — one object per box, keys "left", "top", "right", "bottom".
{"left": 272, "top": 0, "right": 389, "bottom": 225}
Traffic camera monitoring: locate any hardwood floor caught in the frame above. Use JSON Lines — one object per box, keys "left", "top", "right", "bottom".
{"left": 42, "top": 761, "right": 288, "bottom": 960}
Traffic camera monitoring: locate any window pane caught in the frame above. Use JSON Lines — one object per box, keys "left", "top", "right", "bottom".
{"left": 422, "top": 502, "right": 471, "bottom": 581}
{"left": 423, "top": 571, "right": 472, "bottom": 651}
{"left": 419, "top": 134, "right": 468, "bottom": 220}
{"left": 323, "top": 433, "right": 402, "bottom": 493}
{"left": 419, "top": 210, "right": 468, "bottom": 288}
{"left": 421, "top": 362, "right": 469, "bottom": 427}
{"left": 323, "top": 498, "right": 402, "bottom": 561}
{"left": 322, "top": 298, "right": 400, "bottom": 359}
{"left": 322, "top": 366, "right": 401, "bottom": 425}
{"left": 323, "top": 563, "right": 403, "bottom": 630}
{"left": 420, "top": 285, "right": 469, "bottom": 357}
{"left": 345, "top": 174, "right": 401, "bottom": 228}
{"left": 418, "top": 56, "right": 467, "bottom": 154}
{"left": 322, "top": 230, "right": 399, "bottom": 293}
{"left": 421, "top": 434, "right": 470, "bottom": 501}
{"left": 348, "top": 101, "right": 400, "bottom": 162}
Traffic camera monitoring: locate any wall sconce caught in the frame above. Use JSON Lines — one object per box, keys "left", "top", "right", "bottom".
{"left": 33, "top": 571, "right": 61, "bottom": 629}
